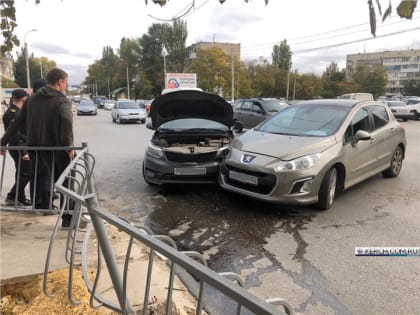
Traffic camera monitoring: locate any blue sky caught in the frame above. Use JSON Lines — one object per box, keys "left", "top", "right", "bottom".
{"left": 11, "top": 0, "right": 420, "bottom": 84}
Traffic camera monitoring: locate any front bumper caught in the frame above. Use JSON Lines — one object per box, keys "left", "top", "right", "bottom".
{"left": 219, "top": 156, "right": 325, "bottom": 205}
{"left": 143, "top": 153, "right": 222, "bottom": 185}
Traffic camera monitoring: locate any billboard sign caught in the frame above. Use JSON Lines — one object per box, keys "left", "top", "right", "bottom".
{"left": 165, "top": 73, "right": 197, "bottom": 89}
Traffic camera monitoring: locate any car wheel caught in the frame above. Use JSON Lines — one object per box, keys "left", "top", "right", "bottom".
{"left": 403, "top": 118, "right": 408, "bottom": 122}
{"left": 416, "top": 112, "right": 420, "bottom": 120}
{"left": 116, "top": 116, "right": 121, "bottom": 124}
{"left": 112, "top": 117, "right": 115, "bottom": 122}
{"left": 317, "top": 167, "right": 337, "bottom": 210}
{"left": 382, "top": 146, "right": 403, "bottom": 178}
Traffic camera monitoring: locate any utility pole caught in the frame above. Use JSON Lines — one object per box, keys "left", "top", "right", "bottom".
{"left": 231, "top": 49, "right": 235, "bottom": 103}
{"left": 24, "top": 29, "right": 37, "bottom": 89}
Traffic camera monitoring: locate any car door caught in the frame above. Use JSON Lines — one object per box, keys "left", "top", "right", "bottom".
{"left": 248, "top": 103, "right": 267, "bottom": 127}
{"left": 368, "top": 104, "right": 399, "bottom": 171}
{"left": 235, "top": 100, "right": 253, "bottom": 128}
{"left": 342, "top": 107, "right": 378, "bottom": 186}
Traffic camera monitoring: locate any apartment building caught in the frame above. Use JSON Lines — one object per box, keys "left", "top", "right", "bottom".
{"left": 346, "top": 49, "right": 420, "bottom": 95}
{"left": 188, "top": 41, "right": 240, "bottom": 60}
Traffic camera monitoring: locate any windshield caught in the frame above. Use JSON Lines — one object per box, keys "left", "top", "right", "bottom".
{"left": 262, "top": 99, "right": 288, "bottom": 112}
{"left": 256, "top": 104, "right": 351, "bottom": 137}
{"left": 80, "top": 101, "right": 95, "bottom": 106}
{"left": 158, "top": 118, "right": 228, "bottom": 132}
{"left": 118, "top": 101, "right": 138, "bottom": 109}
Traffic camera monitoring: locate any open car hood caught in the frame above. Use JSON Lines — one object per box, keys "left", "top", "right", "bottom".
{"left": 150, "top": 90, "right": 233, "bottom": 129}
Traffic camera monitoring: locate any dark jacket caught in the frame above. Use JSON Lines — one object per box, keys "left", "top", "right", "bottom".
{"left": 1, "top": 86, "right": 73, "bottom": 147}
{"left": 2, "top": 103, "right": 27, "bottom": 147}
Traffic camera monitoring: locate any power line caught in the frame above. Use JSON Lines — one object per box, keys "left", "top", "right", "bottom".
{"left": 241, "top": 27, "right": 420, "bottom": 58}
{"left": 241, "top": 10, "right": 420, "bottom": 50}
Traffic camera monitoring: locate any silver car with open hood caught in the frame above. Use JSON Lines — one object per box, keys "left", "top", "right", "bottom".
{"left": 143, "top": 90, "right": 233, "bottom": 185}
{"left": 219, "top": 99, "right": 407, "bottom": 210}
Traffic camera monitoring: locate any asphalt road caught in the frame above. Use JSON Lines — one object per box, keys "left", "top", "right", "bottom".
{"left": 74, "top": 109, "right": 420, "bottom": 315}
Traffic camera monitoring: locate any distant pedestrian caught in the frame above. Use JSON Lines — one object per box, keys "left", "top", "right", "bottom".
{"left": 2, "top": 89, "right": 32, "bottom": 206}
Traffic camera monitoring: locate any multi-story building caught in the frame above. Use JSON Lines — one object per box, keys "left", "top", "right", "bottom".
{"left": 188, "top": 41, "right": 240, "bottom": 60}
{"left": 346, "top": 49, "right": 420, "bottom": 95}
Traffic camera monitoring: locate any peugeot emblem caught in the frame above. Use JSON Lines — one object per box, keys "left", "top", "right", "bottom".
{"left": 241, "top": 154, "right": 256, "bottom": 164}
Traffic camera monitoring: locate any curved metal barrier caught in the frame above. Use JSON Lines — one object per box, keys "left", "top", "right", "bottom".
{"left": 42, "top": 142, "right": 294, "bottom": 315}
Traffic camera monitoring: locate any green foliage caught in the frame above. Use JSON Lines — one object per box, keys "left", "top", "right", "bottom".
{"left": 353, "top": 64, "right": 387, "bottom": 98}
{"left": 402, "top": 79, "right": 420, "bottom": 95}
{"left": 187, "top": 47, "right": 231, "bottom": 94}
{"left": 272, "top": 40, "right": 291, "bottom": 70}
{"left": 13, "top": 47, "right": 57, "bottom": 87}
{"left": 1, "top": 0, "right": 20, "bottom": 57}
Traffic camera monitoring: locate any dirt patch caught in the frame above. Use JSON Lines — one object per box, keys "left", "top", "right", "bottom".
{"left": 1, "top": 268, "right": 116, "bottom": 315}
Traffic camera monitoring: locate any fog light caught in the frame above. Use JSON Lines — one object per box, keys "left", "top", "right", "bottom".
{"left": 146, "top": 170, "right": 156, "bottom": 178}
{"left": 300, "top": 179, "right": 313, "bottom": 193}
{"left": 291, "top": 178, "right": 313, "bottom": 194}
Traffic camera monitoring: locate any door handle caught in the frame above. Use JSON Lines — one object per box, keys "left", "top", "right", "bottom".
{"left": 390, "top": 128, "right": 397, "bottom": 134}
{"left": 369, "top": 138, "right": 377, "bottom": 144}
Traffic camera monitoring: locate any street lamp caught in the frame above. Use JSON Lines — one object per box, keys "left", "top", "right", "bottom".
{"left": 103, "top": 69, "right": 111, "bottom": 100}
{"left": 162, "top": 47, "right": 167, "bottom": 88}
{"left": 24, "top": 29, "right": 37, "bottom": 89}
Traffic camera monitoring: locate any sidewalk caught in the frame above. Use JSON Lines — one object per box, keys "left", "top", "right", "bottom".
{"left": 0, "top": 211, "right": 197, "bottom": 313}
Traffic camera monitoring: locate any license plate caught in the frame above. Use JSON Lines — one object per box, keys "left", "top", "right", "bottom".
{"left": 229, "top": 170, "right": 258, "bottom": 185}
{"left": 174, "top": 167, "right": 206, "bottom": 175}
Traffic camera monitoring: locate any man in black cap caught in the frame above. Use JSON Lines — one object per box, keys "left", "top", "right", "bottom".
{"left": 2, "top": 89, "right": 32, "bottom": 205}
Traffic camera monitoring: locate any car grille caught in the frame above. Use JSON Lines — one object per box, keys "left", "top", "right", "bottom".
{"left": 221, "top": 164, "right": 277, "bottom": 195}
{"left": 164, "top": 151, "right": 217, "bottom": 163}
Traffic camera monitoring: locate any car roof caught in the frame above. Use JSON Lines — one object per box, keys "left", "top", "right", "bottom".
{"left": 293, "top": 99, "right": 366, "bottom": 108}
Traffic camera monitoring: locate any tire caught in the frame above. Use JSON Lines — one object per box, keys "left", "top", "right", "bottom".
{"left": 382, "top": 146, "right": 403, "bottom": 178}
{"left": 403, "top": 118, "right": 408, "bottom": 122}
{"left": 112, "top": 117, "right": 115, "bottom": 122}
{"left": 317, "top": 167, "right": 337, "bottom": 210}
{"left": 116, "top": 116, "right": 121, "bottom": 124}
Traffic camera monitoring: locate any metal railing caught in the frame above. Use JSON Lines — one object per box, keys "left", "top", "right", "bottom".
{"left": 0, "top": 144, "right": 84, "bottom": 212}
{"left": 20, "top": 142, "right": 294, "bottom": 314}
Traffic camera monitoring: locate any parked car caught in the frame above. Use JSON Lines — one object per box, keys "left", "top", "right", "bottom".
{"left": 111, "top": 99, "right": 146, "bottom": 123}
{"left": 233, "top": 98, "right": 288, "bottom": 132}
{"left": 77, "top": 99, "right": 97, "bottom": 115}
{"left": 104, "top": 100, "right": 116, "bottom": 110}
{"left": 144, "top": 99, "right": 154, "bottom": 113}
{"left": 384, "top": 100, "right": 414, "bottom": 121}
{"left": 340, "top": 93, "right": 374, "bottom": 101}
{"left": 143, "top": 90, "right": 234, "bottom": 185}
{"left": 219, "top": 99, "right": 406, "bottom": 210}
{"left": 406, "top": 97, "right": 420, "bottom": 120}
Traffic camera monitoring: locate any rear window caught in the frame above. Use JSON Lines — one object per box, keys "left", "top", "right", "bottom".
{"left": 118, "top": 101, "right": 138, "bottom": 109}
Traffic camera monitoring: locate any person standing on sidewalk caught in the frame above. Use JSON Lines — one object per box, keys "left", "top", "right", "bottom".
{"left": 1, "top": 68, "right": 74, "bottom": 227}
{"left": 2, "top": 89, "right": 32, "bottom": 206}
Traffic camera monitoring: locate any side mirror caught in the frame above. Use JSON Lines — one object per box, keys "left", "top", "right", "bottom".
{"left": 233, "top": 120, "right": 243, "bottom": 133}
{"left": 352, "top": 130, "right": 371, "bottom": 146}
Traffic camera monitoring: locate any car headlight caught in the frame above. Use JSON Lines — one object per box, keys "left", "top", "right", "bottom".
{"left": 274, "top": 153, "right": 322, "bottom": 172}
{"left": 146, "top": 142, "right": 164, "bottom": 159}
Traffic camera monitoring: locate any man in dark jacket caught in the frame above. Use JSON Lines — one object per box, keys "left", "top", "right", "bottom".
{"left": 1, "top": 68, "right": 74, "bottom": 227}
{"left": 2, "top": 89, "right": 32, "bottom": 205}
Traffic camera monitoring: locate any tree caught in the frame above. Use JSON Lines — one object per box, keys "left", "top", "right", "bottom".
{"left": 160, "top": 20, "right": 188, "bottom": 73}
{"left": 402, "top": 79, "right": 420, "bottom": 96}
{"left": 0, "top": 0, "right": 19, "bottom": 57}
{"left": 272, "top": 39, "right": 292, "bottom": 70}
{"left": 353, "top": 64, "right": 387, "bottom": 98}
{"left": 321, "top": 62, "right": 347, "bottom": 98}
{"left": 13, "top": 47, "right": 56, "bottom": 87}
{"left": 188, "top": 47, "right": 231, "bottom": 95}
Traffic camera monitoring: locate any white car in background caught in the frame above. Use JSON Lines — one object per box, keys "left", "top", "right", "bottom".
{"left": 104, "top": 100, "right": 116, "bottom": 110}
{"left": 111, "top": 99, "right": 146, "bottom": 124}
{"left": 406, "top": 97, "right": 420, "bottom": 120}
{"left": 383, "top": 100, "right": 414, "bottom": 121}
